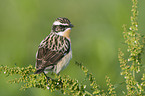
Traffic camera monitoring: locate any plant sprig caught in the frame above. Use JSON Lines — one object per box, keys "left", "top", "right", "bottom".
{"left": 118, "top": 0, "right": 145, "bottom": 95}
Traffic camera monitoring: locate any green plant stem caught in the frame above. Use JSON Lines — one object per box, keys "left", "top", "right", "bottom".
{"left": 133, "top": 62, "right": 135, "bottom": 79}
{"left": 85, "top": 90, "right": 93, "bottom": 96}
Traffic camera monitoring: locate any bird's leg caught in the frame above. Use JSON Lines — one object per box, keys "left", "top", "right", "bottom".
{"left": 43, "top": 72, "right": 52, "bottom": 83}
{"left": 57, "top": 72, "right": 60, "bottom": 76}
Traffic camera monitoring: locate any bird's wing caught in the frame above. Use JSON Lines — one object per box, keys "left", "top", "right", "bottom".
{"left": 35, "top": 34, "right": 70, "bottom": 74}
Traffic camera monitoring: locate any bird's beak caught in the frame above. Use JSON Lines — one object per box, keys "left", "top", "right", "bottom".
{"left": 69, "top": 24, "right": 74, "bottom": 28}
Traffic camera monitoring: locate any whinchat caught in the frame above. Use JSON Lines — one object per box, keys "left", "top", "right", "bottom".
{"left": 34, "top": 17, "right": 73, "bottom": 79}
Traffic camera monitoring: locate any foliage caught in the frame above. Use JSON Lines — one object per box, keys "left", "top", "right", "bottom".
{"left": 118, "top": 0, "right": 145, "bottom": 95}
{"left": 0, "top": 0, "right": 145, "bottom": 95}
{"left": 0, "top": 62, "right": 104, "bottom": 96}
{"left": 105, "top": 76, "right": 116, "bottom": 96}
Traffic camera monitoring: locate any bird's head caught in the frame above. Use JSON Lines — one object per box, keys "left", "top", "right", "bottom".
{"left": 52, "top": 17, "right": 74, "bottom": 39}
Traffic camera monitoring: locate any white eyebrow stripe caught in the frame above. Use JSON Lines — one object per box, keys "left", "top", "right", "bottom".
{"left": 53, "top": 21, "right": 69, "bottom": 26}
{"left": 53, "top": 21, "right": 61, "bottom": 25}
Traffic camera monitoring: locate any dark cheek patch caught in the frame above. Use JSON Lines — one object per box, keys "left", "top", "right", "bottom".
{"left": 52, "top": 25, "right": 67, "bottom": 32}
{"left": 61, "top": 28, "right": 65, "bottom": 31}
{"left": 56, "top": 26, "right": 61, "bottom": 32}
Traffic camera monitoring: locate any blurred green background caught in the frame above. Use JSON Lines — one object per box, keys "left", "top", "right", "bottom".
{"left": 0, "top": 0, "right": 145, "bottom": 96}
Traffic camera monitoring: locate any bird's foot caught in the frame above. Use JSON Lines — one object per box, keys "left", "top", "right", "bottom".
{"left": 43, "top": 72, "right": 54, "bottom": 83}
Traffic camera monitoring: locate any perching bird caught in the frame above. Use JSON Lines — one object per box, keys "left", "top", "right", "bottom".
{"left": 34, "top": 17, "right": 73, "bottom": 79}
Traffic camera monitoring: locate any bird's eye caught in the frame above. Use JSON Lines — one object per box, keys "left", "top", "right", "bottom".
{"left": 59, "top": 25, "right": 66, "bottom": 31}
{"left": 59, "top": 25, "right": 64, "bottom": 28}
